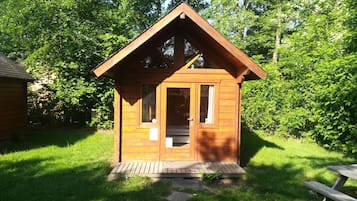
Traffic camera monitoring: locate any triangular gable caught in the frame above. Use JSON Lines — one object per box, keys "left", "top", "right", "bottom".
{"left": 93, "top": 3, "right": 266, "bottom": 80}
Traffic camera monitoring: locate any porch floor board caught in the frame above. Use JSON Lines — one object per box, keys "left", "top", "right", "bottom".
{"left": 109, "top": 161, "right": 245, "bottom": 178}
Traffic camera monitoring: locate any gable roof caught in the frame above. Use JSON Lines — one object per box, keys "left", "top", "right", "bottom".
{"left": 0, "top": 53, "right": 34, "bottom": 81}
{"left": 93, "top": 2, "right": 266, "bottom": 80}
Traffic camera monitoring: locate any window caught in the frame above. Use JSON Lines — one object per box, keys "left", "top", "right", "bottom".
{"left": 184, "top": 39, "right": 203, "bottom": 68}
{"left": 141, "top": 37, "right": 174, "bottom": 69}
{"left": 200, "top": 85, "right": 215, "bottom": 124}
{"left": 184, "top": 39, "right": 223, "bottom": 69}
{"left": 142, "top": 84, "right": 156, "bottom": 123}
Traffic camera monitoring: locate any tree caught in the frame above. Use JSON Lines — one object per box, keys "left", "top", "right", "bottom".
{"left": 0, "top": 0, "right": 209, "bottom": 128}
{"left": 243, "top": 0, "right": 357, "bottom": 154}
{"left": 0, "top": 0, "right": 161, "bottom": 127}
{"left": 205, "top": 0, "right": 356, "bottom": 154}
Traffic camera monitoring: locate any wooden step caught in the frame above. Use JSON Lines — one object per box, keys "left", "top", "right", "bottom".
{"left": 305, "top": 181, "right": 357, "bottom": 201}
{"left": 108, "top": 161, "right": 246, "bottom": 181}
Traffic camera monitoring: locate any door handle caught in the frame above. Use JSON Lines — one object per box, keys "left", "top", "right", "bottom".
{"left": 187, "top": 117, "right": 194, "bottom": 121}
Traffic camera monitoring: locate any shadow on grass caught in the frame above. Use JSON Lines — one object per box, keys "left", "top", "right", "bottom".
{"left": 191, "top": 124, "right": 356, "bottom": 201}
{"left": 246, "top": 160, "right": 357, "bottom": 200}
{"left": 0, "top": 128, "right": 97, "bottom": 154}
{"left": 245, "top": 163, "right": 319, "bottom": 201}
{"left": 240, "top": 131, "right": 356, "bottom": 200}
{"left": 189, "top": 163, "right": 321, "bottom": 201}
{"left": 291, "top": 156, "right": 354, "bottom": 170}
{"left": 290, "top": 156, "right": 357, "bottom": 187}
{"left": 0, "top": 157, "right": 170, "bottom": 201}
{"left": 240, "top": 125, "right": 283, "bottom": 167}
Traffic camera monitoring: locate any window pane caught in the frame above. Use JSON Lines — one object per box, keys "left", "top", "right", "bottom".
{"left": 184, "top": 39, "right": 223, "bottom": 69}
{"left": 142, "top": 85, "right": 156, "bottom": 122}
{"left": 166, "top": 88, "right": 190, "bottom": 147}
{"left": 140, "top": 37, "right": 174, "bottom": 69}
{"left": 200, "top": 85, "right": 214, "bottom": 123}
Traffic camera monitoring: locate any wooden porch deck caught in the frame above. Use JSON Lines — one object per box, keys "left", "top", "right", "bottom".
{"left": 109, "top": 161, "right": 245, "bottom": 179}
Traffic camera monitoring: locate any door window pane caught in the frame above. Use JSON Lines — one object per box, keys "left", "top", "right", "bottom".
{"left": 166, "top": 88, "right": 190, "bottom": 147}
{"left": 142, "top": 84, "right": 156, "bottom": 123}
{"left": 200, "top": 85, "right": 214, "bottom": 123}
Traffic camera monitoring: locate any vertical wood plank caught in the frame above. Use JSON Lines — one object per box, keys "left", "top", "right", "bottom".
{"left": 160, "top": 162, "right": 164, "bottom": 173}
{"left": 174, "top": 31, "right": 185, "bottom": 68}
{"left": 155, "top": 161, "right": 159, "bottom": 174}
{"left": 135, "top": 162, "right": 141, "bottom": 174}
{"left": 146, "top": 162, "right": 151, "bottom": 174}
{"left": 236, "top": 84, "right": 242, "bottom": 164}
{"left": 116, "top": 163, "right": 123, "bottom": 173}
{"left": 158, "top": 161, "right": 162, "bottom": 173}
{"left": 126, "top": 162, "right": 134, "bottom": 174}
{"left": 113, "top": 81, "right": 121, "bottom": 164}
{"left": 0, "top": 80, "right": 28, "bottom": 140}
{"left": 140, "top": 162, "right": 145, "bottom": 174}
{"left": 143, "top": 162, "right": 149, "bottom": 174}
{"left": 130, "top": 162, "right": 137, "bottom": 175}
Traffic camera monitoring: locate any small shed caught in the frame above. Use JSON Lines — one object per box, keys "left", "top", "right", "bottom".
{"left": 94, "top": 3, "right": 266, "bottom": 163}
{"left": 0, "top": 54, "right": 34, "bottom": 140}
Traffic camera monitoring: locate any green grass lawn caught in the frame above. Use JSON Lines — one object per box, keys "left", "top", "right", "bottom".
{"left": 191, "top": 132, "right": 356, "bottom": 201}
{"left": 0, "top": 129, "right": 355, "bottom": 201}
{"left": 0, "top": 129, "right": 171, "bottom": 201}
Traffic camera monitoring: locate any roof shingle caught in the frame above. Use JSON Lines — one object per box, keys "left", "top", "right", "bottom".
{"left": 0, "top": 53, "right": 34, "bottom": 81}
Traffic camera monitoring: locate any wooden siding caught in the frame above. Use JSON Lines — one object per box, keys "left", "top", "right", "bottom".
{"left": 119, "top": 77, "right": 159, "bottom": 161}
{"left": 113, "top": 81, "right": 121, "bottom": 164}
{"left": 197, "top": 80, "right": 238, "bottom": 162}
{"left": 0, "top": 79, "right": 27, "bottom": 140}
{"left": 116, "top": 63, "right": 240, "bottom": 162}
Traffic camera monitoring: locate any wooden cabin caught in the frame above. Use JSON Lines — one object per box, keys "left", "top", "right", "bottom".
{"left": 94, "top": 3, "right": 266, "bottom": 163}
{"left": 0, "top": 53, "right": 34, "bottom": 140}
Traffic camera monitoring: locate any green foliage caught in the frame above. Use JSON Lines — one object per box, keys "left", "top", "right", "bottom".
{"left": 0, "top": 0, "right": 164, "bottom": 128}
{"left": 202, "top": 170, "right": 222, "bottom": 184}
{"left": 241, "top": 0, "right": 356, "bottom": 155}
{"left": 28, "top": 85, "right": 63, "bottom": 127}
{"left": 0, "top": 0, "right": 209, "bottom": 128}
{"left": 89, "top": 89, "right": 114, "bottom": 129}
{"left": 311, "top": 54, "right": 357, "bottom": 154}
{"left": 243, "top": 63, "right": 284, "bottom": 134}
{"left": 166, "top": 0, "right": 208, "bottom": 13}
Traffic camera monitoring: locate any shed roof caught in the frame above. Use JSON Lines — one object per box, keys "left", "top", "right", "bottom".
{"left": 93, "top": 2, "right": 266, "bottom": 80}
{"left": 0, "top": 53, "right": 34, "bottom": 81}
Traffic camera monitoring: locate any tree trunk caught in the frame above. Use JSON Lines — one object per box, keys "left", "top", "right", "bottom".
{"left": 273, "top": 0, "right": 282, "bottom": 64}
{"left": 156, "top": 0, "right": 162, "bottom": 17}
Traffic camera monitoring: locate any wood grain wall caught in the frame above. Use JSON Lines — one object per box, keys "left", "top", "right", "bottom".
{"left": 115, "top": 62, "right": 241, "bottom": 162}
{"left": 0, "top": 79, "right": 27, "bottom": 140}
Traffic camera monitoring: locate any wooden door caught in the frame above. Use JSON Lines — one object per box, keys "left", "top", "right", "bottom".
{"left": 160, "top": 83, "right": 196, "bottom": 161}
